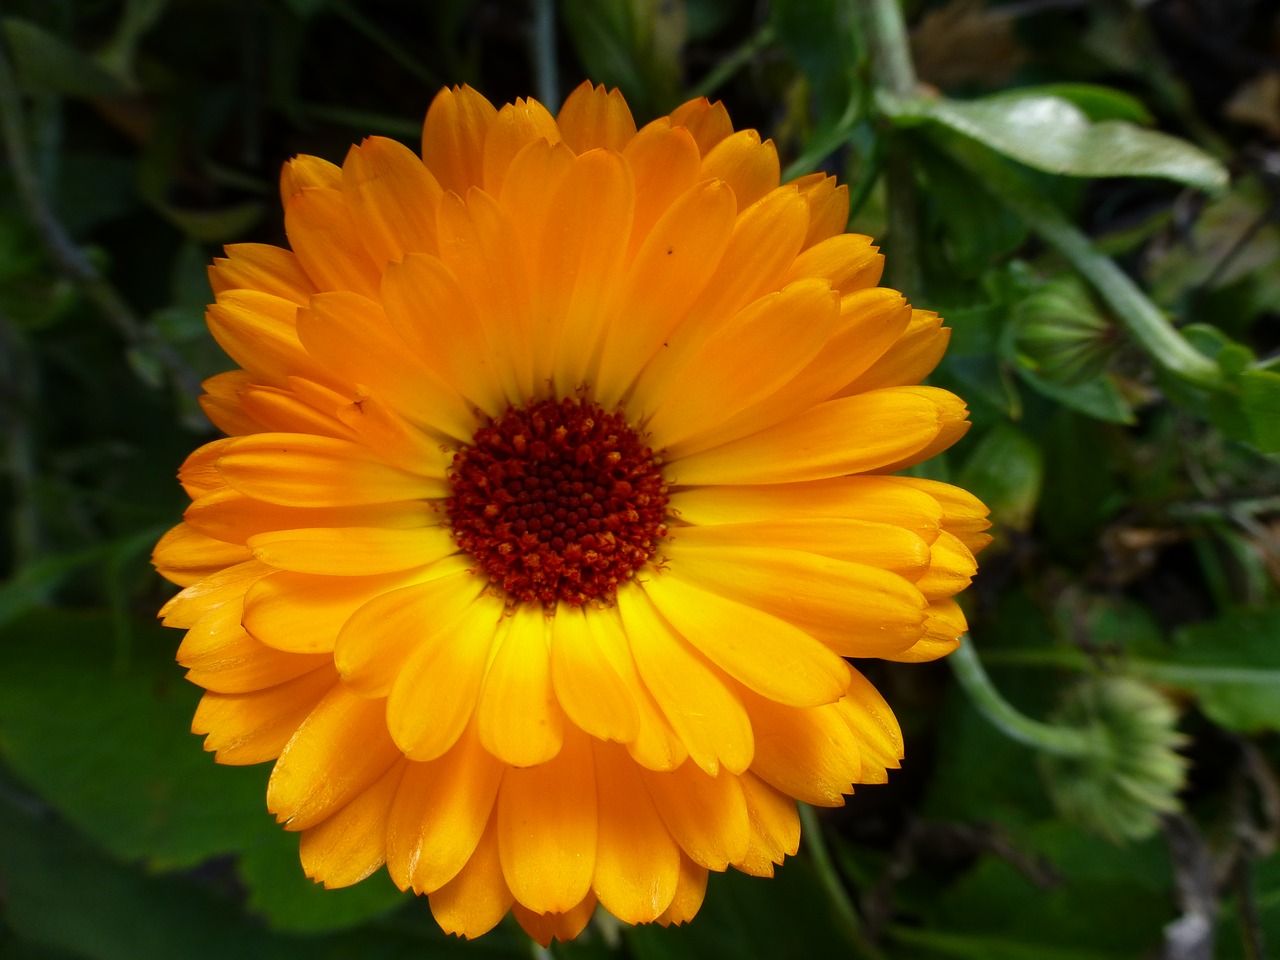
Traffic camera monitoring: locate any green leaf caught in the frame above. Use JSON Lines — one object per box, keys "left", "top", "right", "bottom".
{"left": 1150, "top": 607, "right": 1280, "bottom": 733}
{"left": 956, "top": 422, "right": 1044, "bottom": 533}
{"left": 1014, "top": 369, "right": 1135, "bottom": 425}
{"left": 886, "top": 91, "right": 1228, "bottom": 192}
{"left": 1016, "top": 83, "right": 1154, "bottom": 125}
{"left": 560, "top": 0, "right": 685, "bottom": 118}
{"left": 1, "top": 18, "right": 125, "bottom": 99}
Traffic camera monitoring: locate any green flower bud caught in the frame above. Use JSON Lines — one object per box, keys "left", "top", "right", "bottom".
{"left": 1039, "top": 676, "right": 1187, "bottom": 842}
{"left": 1011, "top": 276, "right": 1118, "bottom": 386}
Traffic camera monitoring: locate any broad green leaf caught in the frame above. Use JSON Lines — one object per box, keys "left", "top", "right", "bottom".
{"left": 1, "top": 18, "right": 125, "bottom": 98}
{"left": 956, "top": 422, "right": 1044, "bottom": 533}
{"left": 1014, "top": 369, "right": 1135, "bottom": 425}
{"left": 886, "top": 91, "right": 1228, "bottom": 192}
{"left": 1018, "top": 83, "right": 1154, "bottom": 125}
{"left": 1149, "top": 608, "right": 1280, "bottom": 732}
{"left": 1238, "top": 368, "right": 1280, "bottom": 452}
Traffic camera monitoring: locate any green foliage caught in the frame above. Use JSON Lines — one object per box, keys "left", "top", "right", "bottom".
{"left": 2, "top": 1, "right": 1278, "bottom": 958}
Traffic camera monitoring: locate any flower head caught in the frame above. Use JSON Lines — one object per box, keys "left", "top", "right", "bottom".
{"left": 153, "top": 81, "right": 990, "bottom": 944}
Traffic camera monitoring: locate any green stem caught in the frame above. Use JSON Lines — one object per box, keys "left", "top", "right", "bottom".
{"left": 531, "top": 0, "right": 559, "bottom": 110}
{"left": 863, "top": 0, "right": 916, "bottom": 96}
{"left": 799, "top": 804, "right": 886, "bottom": 960}
{"left": 949, "top": 639, "right": 1101, "bottom": 757}
{"left": 862, "top": 0, "right": 922, "bottom": 296}
{"left": 688, "top": 22, "right": 775, "bottom": 100}
{"left": 940, "top": 135, "right": 1222, "bottom": 389}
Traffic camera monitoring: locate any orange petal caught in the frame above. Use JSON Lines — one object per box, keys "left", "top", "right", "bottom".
{"left": 153, "top": 522, "right": 252, "bottom": 587}
{"left": 428, "top": 811, "right": 514, "bottom": 938}
{"left": 668, "top": 97, "right": 734, "bottom": 155}
{"left": 512, "top": 894, "right": 598, "bottom": 947}
{"left": 785, "top": 231, "right": 884, "bottom": 294}
{"left": 642, "top": 569, "right": 857, "bottom": 699}
{"left": 216, "top": 433, "right": 446, "bottom": 507}
{"left": 209, "top": 243, "right": 316, "bottom": 305}
{"left": 549, "top": 603, "right": 641, "bottom": 744}
{"left": 616, "top": 583, "right": 754, "bottom": 777}
{"left": 341, "top": 136, "right": 443, "bottom": 265}
{"left": 885, "top": 598, "right": 967, "bottom": 663}
{"left": 700, "top": 129, "right": 780, "bottom": 210}
{"left": 794, "top": 173, "right": 850, "bottom": 249}
{"left": 642, "top": 762, "right": 750, "bottom": 871}
{"left": 735, "top": 772, "right": 800, "bottom": 877}
{"left": 206, "top": 290, "right": 311, "bottom": 388}
{"left": 199, "top": 371, "right": 264, "bottom": 437}
{"left": 889, "top": 476, "right": 993, "bottom": 554}
{"left": 161, "top": 558, "right": 272, "bottom": 628}
{"left": 837, "top": 668, "right": 905, "bottom": 782}
{"left": 386, "top": 721, "right": 505, "bottom": 894}
{"left": 192, "top": 666, "right": 337, "bottom": 765}
{"left": 622, "top": 118, "right": 702, "bottom": 253}
{"left": 477, "top": 604, "right": 565, "bottom": 767}
{"left": 497, "top": 727, "right": 598, "bottom": 914}
{"left": 669, "top": 387, "right": 947, "bottom": 486}
{"left": 177, "top": 437, "right": 236, "bottom": 499}
{"left": 284, "top": 187, "right": 381, "bottom": 299}
{"left": 556, "top": 81, "right": 636, "bottom": 153}
{"left": 421, "top": 84, "right": 498, "bottom": 195}
{"left": 741, "top": 692, "right": 862, "bottom": 806}
{"left": 591, "top": 741, "right": 680, "bottom": 923}
{"left": 266, "top": 684, "right": 403, "bottom": 831}
{"left": 280, "top": 154, "right": 341, "bottom": 206}
{"left": 482, "top": 97, "right": 561, "bottom": 195}
{"left": 299, "top": 758, "right": 406, "bottom": 888}
{"left": 841, "top": 309, "right": 950, "bottom": 393}
{"left": 654, "top": 855, "right": 709, "bottom": 926}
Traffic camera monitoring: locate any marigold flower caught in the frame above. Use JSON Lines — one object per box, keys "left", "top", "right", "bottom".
{"left": 153, "top": 81, "right": 990, "bottom": 944}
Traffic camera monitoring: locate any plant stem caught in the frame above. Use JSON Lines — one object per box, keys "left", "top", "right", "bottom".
{"left": 862, "top": 0, "right": 922, "bottom": 295}
{"left": 799, "top": 804, "right": 886, "bottom": 960}
{"left": 531, "top": 0, "right": 559, "bottom": 110}
{"left": 939, "top": 134, "right": 1222, "bottom": 389}
{"left": 949, "top": 638, "right": 1101, "bottom": 757}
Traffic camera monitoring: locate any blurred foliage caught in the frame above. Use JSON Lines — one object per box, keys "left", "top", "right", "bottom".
{"left": 1, "top": 0, "right": 1279, "bottom": 958}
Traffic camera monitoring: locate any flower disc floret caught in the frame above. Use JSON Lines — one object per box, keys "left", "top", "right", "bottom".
{"left": 447, "top": 398, "right": 669, "bottom": 606}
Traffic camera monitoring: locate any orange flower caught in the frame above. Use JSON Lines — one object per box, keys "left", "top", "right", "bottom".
{"left": 153, "top": 81, "right": 989, "bottom": 945}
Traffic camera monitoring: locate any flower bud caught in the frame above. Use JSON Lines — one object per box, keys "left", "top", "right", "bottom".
{"left": 1011, "top": 275, "right": 1118, "bottom": 386}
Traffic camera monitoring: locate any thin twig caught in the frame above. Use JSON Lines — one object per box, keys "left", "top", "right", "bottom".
{"left": 530, "top": 0, "right": 559, "bottom": 111}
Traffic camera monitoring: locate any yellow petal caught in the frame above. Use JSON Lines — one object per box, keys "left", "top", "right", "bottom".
{"left": 913, "top": 530, "right": 978, "bottom": 599}
{"left": 335, "top": 557, "right": 486, "bottom": 696}
{"left": 735, "top": 771, "right": 800, "bottom": 877}
{"left": 841, "top": 308, "right": 950, "bottom": 393}
{"left": 837, "top": 668, "right": 905, "bottom": 782}
{"left": 381, "top": 253, "right": 509, "bottom": 419}
{"left": 590, "top": 740, "right": 680, "bottom": 922}
{"left": 243, "top": 568, "right": 430, "bottom": 655}
{"left": 642, "top": 570, "right": 855, "bottom": 703}
{"left": 700, "top": 128, "right": 780, "bottom": 210}
{"left": 669, "top": 388, "right": 946, "bottom": 486}
{"left": 616, "top": 583, "right": 753, "bottom": 777}
{"left": 622, "top": 118, "right": 702, "bottom": 253}
{"left": 266, "top": 684, "right": 403, "bottom": 831}
{"left": 177, "top": 437, "right": 236, "bottom": 499}
{"left": 435, "top": 189, "right": 536, "bottom": 402}
{"left": 593, "top": 179, "right": 737, "bottom": 409}
{"left": 668, "top": 97, "right": 733, "bottom": 154}
{"left": 386, "top": 721, "right": 505, "bottom": 893}
{"left": 532, "top": 148, "right": 634, "bottom": 395}
{"left": 199, "top": 371, "right": 263, "bottom": 437}
{"left": 886, "top": 598, "right": 967, "bottom": 663}
{"left": 236, "top": 384, "right": 351, "bottom": 439}
{"left": 890, "top": 476, "right": 993, "bottom": 554}
{"left": 654, "top": 855, "right": 709, "bottom": 926}
{"left": 658, "top": 541, "right": 926, "bottom": 659}
{"left": 482, "top": 97, "right": 561, "bottom": 195}
{"left": 668, "top": 518, "right": 931, "bottom": 579}
{"left": 161, "top": 558, "right": 272, "bottom": 628}
{"left": 284, "top": 186, "right": 381, "bottom": 299}
{"left": 427, "top": 811, "right": 514, "bottom": 938}
{"left": 643, "top": 279, "right": 840, "bottom": 452}
{"left": 216, "top": 433, "right": 446, "bottom": 507}
{"left": 421, "top": 84, "right": 498, "bottom": 196}
{"left": 384, "top": 591, "right": 506, "bottom": 760}
{"left": 299, "top": 758, "right": 405, "bottom": 888}
{"left": 497, "top": 727, "right": 598, "bottom": 914}
{"left": 870, "top": 386, "right": 972, "bottom": 473}
{"left": 741, "top": 691, "right": 862, "bottom": 806}
{"left": 206, "top": 290, "right": 312, "bottom": 388}
{"left": 153, "top": 522, "right": 252, "bottom": 587}
{"left": 209, "top": 243, "right": 315, "bottom": 305}
{"left": 784, "top": 232, "right": 883, "bottom": 294}
{"left": 642, "top": 762, "right": 750, "bottom": 871}
{"left": 549, "top": 603, "right": 641, "bottom": 744}
{"left": 512, "top": 894, "right": 598, "bottom": 948}
{"left": 478, "top": 604, "right": 565, "bottom": 767}
{"left": 192, "top": 666, "right": 337, "bottom": 765}
{"left": 184, "top": 485, "right": 434, "bottom": 545}
{"left": 280, "top": 154, "right": 341, "bottom": 205}
{"left": 341, "top": 135, "right": 442, "bottom": 264}
{"left": 795, "top": 173, "right": 850, "bottom": 249}
{"left": 556, "top": 81, "right": 636, "bottom": 153}
{"left": 668, "top": 475, "right": 943, "bottom": 541}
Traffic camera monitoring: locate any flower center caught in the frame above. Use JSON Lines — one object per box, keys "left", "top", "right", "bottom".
{"left": 446, "top": 397, "right": 669, "bottom": 607}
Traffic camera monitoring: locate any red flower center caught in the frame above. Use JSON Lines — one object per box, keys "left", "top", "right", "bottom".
{"left": 446, "top": 398, "right": 669, "bottom": 607}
